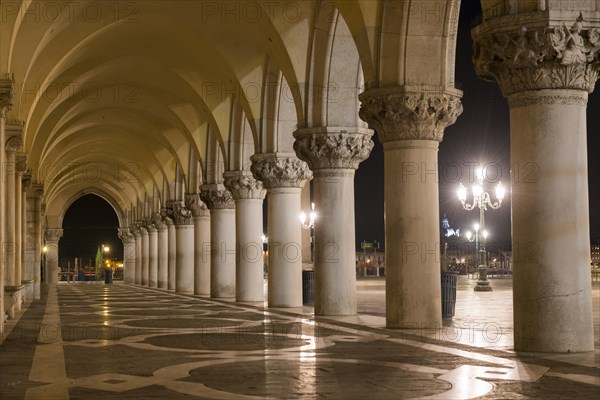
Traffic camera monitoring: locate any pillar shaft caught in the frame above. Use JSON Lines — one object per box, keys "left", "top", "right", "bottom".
{"left": 200, "top": 188, "right": 236, "bottom": 298}
{"left": 359, "top": 86, "right": 463, "bottom": 328}
{"left": 134, "top": 230, "right": 142, "bottom": 285}
{"left": 14, "top": 169, "right": 22, "bottom": 289}
{"left": 168, "top": 203, "right": 194, "bottom": 293}
{"left": 147, "top": 226, "right": 158, "bottom": 288}
{"left": 509, "top": 90, "right": 593, "bottom": 351}
{"left": 224, "top": 171, "right": 267, "bottom": 302}
{"left": 4, "top": 150, "right": 17, "bottom": 286}
{"left": 157, "top": 225, "right": 168, "bottom": 289}
{"left": 185, "top": 194, "right": 211, "bottom": 295}
{"left": 252, "top": 154, "right": 312, "bottom": 308}
{"left": 167, "top": 221, "right": 176, "bottom": 290}
{"left": 32, "top": 186, "right": 43, "bottom": 299}
{"left": 44, "top": 229, "right": 63, "bottom": 285}
{"left": 294, "top": 128, "right": 373, "bottom": 315}
{"left": 118, "top": 228, "right": 135, "bottom": 284}
{"left": 140, "top": 227, "right": 149, "bottom": 286}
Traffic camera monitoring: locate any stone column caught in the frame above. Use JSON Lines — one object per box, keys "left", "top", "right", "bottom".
{"left": 145, "top": 219, "right": 158, "bottom": 288}
{"left": 118, "top": 228, "right": 135, "bottom": 284}
{"left": 251, "top": 153, "right": 312, "bottom": 308}
{"left": 224, "top": 171, "right": 267, "bottom": 302}
{"left": 164, "top": 211, "right": 177, "bottom": 290}
{"left": 472, "top": 17, "right": 599, "bottom": 352}
{"left": 200, "top": 186, "right": 236, "bottom": 298}
{"left": 44, "top": 229, "right": 63, "bottom": 285}
{"left": 4, "top": 129, "right": 22, "bottom": 290}
{"left": 21, "top": 172, "right": 31, "bottom": 291}
{"left": 300, "top": 184, "right": 312, "bottom": 265}
{"left": 294, "top": 128, "right": 374, "bottom": 315}
{"left": 14, "top": 155, "right": 26, "bottom": 307}
{"left": 185, "top": 194, "right": 211, "bottom": 296}
{"left": 140, "top": 224, "right": 149, "bottom": 286}
{"left": 132, "top": 226, "right": 142, "bottom": 285}
{"left": 155, "top": 213, "right": 169, "bottom": 289}
{"left": 0, "top": 74, "right": 14, "bottom": 333}
{"left": 31, "top": 184, "right": 43, "bottom": 299}
{"left": 167, "top": 203, "right": 194, "bottom": 293}
{"left": 359, "top": 86, "right": 462, "bottom": 328}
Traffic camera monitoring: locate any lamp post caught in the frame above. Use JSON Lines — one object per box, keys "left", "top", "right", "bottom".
{"left": 299, "top": 202, "right": 316, "bottom": 262}
{"left": 457, "top": 167, "right": 505, "bottom": 292}
{"left": 464, "top": 224, "right": 488, "bottom": 280}
{"left": 42, "top": 245, "right": 48, "bottom": 283}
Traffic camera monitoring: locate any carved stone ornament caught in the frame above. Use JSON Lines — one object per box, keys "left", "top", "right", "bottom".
{"left": 185, "top": 193, "right": 210, "bottom": 216}
{"left": 16, "top": 154, "right": 27, "bottom": 173}
{"left": 166, "top": 202, "right": 193, "bottom": 225}
{"left": 0, "top": 73, "right": 15, "bottom": 111}
{"left": 130, "top": 225, "right": 141, "bottom": 237}
{"left": 152, "top": 212, "right": 167, "bottom": 229}
{"left": 32, "top": 183, "right": 44, "bottom": 199}
{"left": 473, "top": 18, "right": 600, "bottom": 96}
{"left": 118, "top": 228, "right": 135, "bottom": 243}
{"left": 160, "top": 208, "right": 174, "bottom": 226}
{"left": 223, "top": 171, "right": 266, "bottom": 200}
{"left": 45, "top": 228, "right": 64, "bottom": 242}
{"left": 5, "top": 133, "right": 23, "bottom": 153}
{"left": 293, "top": 128, "right": 374, "bottom": 171}
{"left": 250, "top": 153, "right": 312, "bottom": 189}
{"left": 22, "top": 172, "right": 32, "bottom": 191}
{"left": 358, "top": 87, "right": 463, "bottom": 143}
{"left": 200, "top": 186, "right": 235, "bottom": 210}
{"left": 143, "top": 217, "right": 156, "bottom": 232}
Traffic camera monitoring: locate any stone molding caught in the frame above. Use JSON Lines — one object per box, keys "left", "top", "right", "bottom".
{"left": 160, "top": 208, "right": 174, "bottom": 226}
{"left": 185, "top": 193, "right": 210, "bottom": 216}
{"left": 200, "top": 186, "right": 235, "bottom": 210}
{"left": 359, "top": 86, "right": 463, "bottom": 143}
{"left": 152, "top": 212, "right": 167, "bottom": 229}
{"left": 223, "top": 171, "right": 266, "bottom": 200}
{"left": 16, "top": 154, "right": 27, "bottom": 174}
{"left": 250, "top": 153, "right": 312, "bottom": 189}
{"left": 473, "top": 18, "right": 600, "bottom": 96}
{"left": 143, "top": 217, "right": 157, "bottom": 233}
{"left": 508, "top": 89, "right": 589, "bottom": 108}
{"left": 0, "top": 74, "right": 14, "bottom": 111}
{"left": 45, "top": 229, "right": 63, "bottom": 242}
{"left": 5, "top": 134, "right": 23, "bottom": 153}
{"left": 22, "top": 172, "right": 32, "bottom": 191}
{"left": 293, "top": 128, "right": 374, "bottom": 171}
{"left": 118, "top": 228, "right": 135, "bottom": 244}
{"left": 166, "top": 202, "right": 193, "bottom": 226}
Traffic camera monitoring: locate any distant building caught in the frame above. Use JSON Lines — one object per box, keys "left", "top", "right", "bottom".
{"left": 356, "top": 241, "right": 384, "bottom": 276}
{"left": 592, "top": 244, "right": 600, "bottom": 267}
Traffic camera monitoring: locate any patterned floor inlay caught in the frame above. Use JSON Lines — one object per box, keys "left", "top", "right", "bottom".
{"left": 1, "top": 281, "right": 599, "bottom": 399}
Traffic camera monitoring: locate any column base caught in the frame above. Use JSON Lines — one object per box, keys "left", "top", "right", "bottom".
{"left": 474, "top": 282, "right": 493, "bottom": 292}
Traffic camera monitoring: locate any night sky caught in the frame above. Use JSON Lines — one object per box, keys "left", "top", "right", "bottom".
{"left": 60, "top": 2, "right": 599, "bottom": 263}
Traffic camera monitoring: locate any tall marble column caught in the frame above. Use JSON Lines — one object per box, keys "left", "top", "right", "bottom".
{"left": 4, "top": 128, "right": 23, "bottom": 291}
{"left": 473, "top": 16, "right": 599, "bottom": 352}
{"left": 30, "top": 184, "right": 43, "bottom": 299}
{"left": 146, "top": 219, "right": 158, "bottom": 288}
{"left": 224, "top": 171, "right": 266, "bottom": 302}
{"left": 167, "top": 203, "right": 194, "bottom": 293}
{"left": 200, "top": 186, "right": 236, "bottom": 298}
{"left": 251, "top": 153, "right": 312, "bottom": 307}
{"left": 118, "top": 228, "right": 135, "bottom": 284}
{"left": 14, "top": 155, "right": 26, "bottom": 308}
{"left": 155, "top": 213, "right": 169, "bottom": 289}
{"left": 294, "top": 128, "right": 373, "bottom": 315}
{"left": 21, "top": 172, "right": 31, "bottom": 291}
{"left": 163, "top": 209, "right": 177, "bottom": 291}
{"left": 140, "top": 224, "right": 149, "bottom": 286}
{"left": 0, "top": 74, "right": 14, "bottom": 333}
{"left": 44, "top": 229, "right": 63, "bottom": 285}
{"left": 132, "top": 226, "right": 142, "bottom": 285}
{"left": 185, "top": 194, "right": 211, "bottom": 296}
{"left": 359, "top": 86, "right": 462, "bottom": 328}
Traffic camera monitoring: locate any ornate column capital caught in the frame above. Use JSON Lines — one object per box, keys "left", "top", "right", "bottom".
{"left": 160, "top": 208, "right": 174, "bottom": 226}
{"left": 5, "top": 121, "right": 24, "bottom": 153}
{"left": 358, "top": 85, "right": 463, "bottom": 143}
{"left": 184, "top": 193, "right": 210, "bottom": 216}
{"left": 131, "top": 225, "right": 141, "bottom": 238}
{"left": 223, "top": 171, "right": 266, "bottom": 200}
{"left": 143, "top": 217, "right": 157, "bottom": 233}
{"left": 200, "top": 185, "right": 235, "bottom": 210}
{"left": 118, "top": 228, "right": 135, "bottom": 244}
{"left": 44, "top": 229, "right": 63, "bottom": 242}
{"left": 293, "top": 127, "right": 374, "bottom": 173}
{"left": 136, "top": 221, "right": 148, "bottom": 235}
{"left": 151, "top": 212, "right": 167, "bottom": 229}
{"left": 0, "top": 73, "right": 15, "bottom": 112}
{"left": 16, "top": 153, "right": 28, "bottom": 174}
{"left": 250, "top": 153, "right": 312, "bottom": 189}
{"left": 166, "top": 202, "right": 193, "bottom": 225}
{"left": 22, "top": 172, "right": 32, "bottom": 192}
{"left": 472, "top": 17, "right": 600, "bottom": 97}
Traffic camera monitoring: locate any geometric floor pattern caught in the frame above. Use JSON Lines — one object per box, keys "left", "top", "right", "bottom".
{"left": 1, "top": 279, "right": 599, "bottom": 399}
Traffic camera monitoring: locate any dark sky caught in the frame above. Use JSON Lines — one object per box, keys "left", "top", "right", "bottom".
{"left": 60, "top": 2, "right": 599, "bottom": 262}
{"left": 59, "top": 194, "right": 122, "bottom": 267}
{"left": 354, "top": 1, "right": 600, "bottom": 249}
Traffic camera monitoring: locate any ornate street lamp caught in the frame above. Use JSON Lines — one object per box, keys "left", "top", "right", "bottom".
{"left": 457, "top": 167, "right": 505, "bottom": 291}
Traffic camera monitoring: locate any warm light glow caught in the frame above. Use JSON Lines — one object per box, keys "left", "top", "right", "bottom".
{"left": 299, "top": 212, "right": 307, "bottom": 225}
{"left": 42, "top": 246, "right": 48, "bottom": 253}
{"left": 261, "top": 234, "right": 267, "bottom": 243}
{"left": 103, "top": 246, "right": 110, "bottom": 253}
{"left": 473, "top": 223, "right": 480, "bottom": 232}
{"left": 496, "top": 181, "right": 506, "bottom": 202}
{"left": 457, "top": 183, "right": 467, "bottom": 202}
{"left": 483, "top": 230, "right": 489, "bottom": 239}
{"left": 472, "top": 184, "right": 483, "bottom": 198}
{"left": 476, "top": 167, "right": 485, "bottom": 183}
{"left": 466, "top": 231, "right": 472, "bottom": 240}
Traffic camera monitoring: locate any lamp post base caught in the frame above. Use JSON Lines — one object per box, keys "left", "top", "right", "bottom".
{"left": 474, "top": 265, "right": 493, "bottom": 292}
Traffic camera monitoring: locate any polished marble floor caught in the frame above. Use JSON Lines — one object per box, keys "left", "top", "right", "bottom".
{"left": 1, "top": 277, "right": 599, "bottom": 399}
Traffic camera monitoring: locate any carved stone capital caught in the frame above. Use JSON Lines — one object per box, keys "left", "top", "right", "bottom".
{"left": 118, "top": 228, "right": 135, "bottom": 244}
{"left": 250, "top": 153, "right": 312, "bottom": 189}
{"left": 200, "top": 186, "right": 235, "bottom": 210}
{"left": 160, "top": 208, "right": 174, "bottom": 226}
{"left": 293, "top": 127, "right": 374, "bottom": 171}
{"left": 472, "top": 18, "right": 600, "bottom": 96}
{"left": 143, "top": 217, "right": 157, "bottom": 232}
{"left": 22, "top": 172, "right": 32, "bottom": 191}
{"left": 131, "top": 225, "right": 142, "bottom": 238}
{"left": 31, "top": 183, "right": 44, "bottom": 200}
{"left": 166, "top": 202, "right": 193, "bottom": 225}
{"left": 358, "top": 86, "right": 463, "bottom": 143}
{"left": 223, "top": 171, "right": 266, "bottom": 200}
{"left": 5, "top": 121, "right": 24, "bottom": 153}
{"left": 16, "top": 154, "right": 27, "bottom": 174}
{"left": 0, "top": 73, "right": 15, "bottom": 111}
{"left": 185, "top": 193, "right": 210, "bottom": 216}
{"left": 45, "top": 229, "right": 63, "bottom": 242}
{"left": 151, "top": 212, "right": 167, "bottom": 229}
